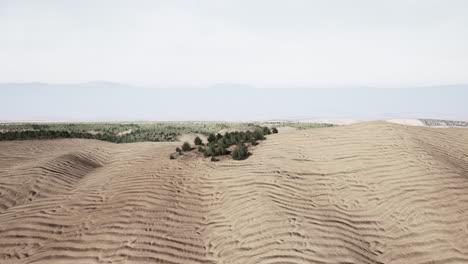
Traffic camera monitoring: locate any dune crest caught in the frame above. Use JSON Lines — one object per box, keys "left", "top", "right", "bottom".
{"left": 1, "top": 122, "right": 468, "bottom": 263}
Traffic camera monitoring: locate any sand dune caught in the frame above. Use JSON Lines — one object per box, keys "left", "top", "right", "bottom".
{"left": 385, "top": 119, "right": 426, "bottom": 126}
{"left": 1, "top": 122, "right": 468, "bottom": 263}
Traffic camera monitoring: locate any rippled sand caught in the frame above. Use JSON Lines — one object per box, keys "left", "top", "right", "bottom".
{"left": 1, "top": 121, "right": 468, "bottom": 264}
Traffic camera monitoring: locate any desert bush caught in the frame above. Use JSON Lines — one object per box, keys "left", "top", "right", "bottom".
{"left": 207, "top": 133, "right": 216, "bottom": 143}
{"left": 204, "top": 147, "right": 214, "bottom": 157}
{"left": 253, "top": 129, "right": 266, "bottom": 140}
{"left": 271, "top": 127, "right": 278, "bottom": 133}
{"left": 240, "top": 132, "right": 248, "bottom": 141}
{"left": 182, "top": 142, "right": 191, "bottom": 151}
{"left": 169, "top": 154, "right": 176, "bottom": 160}
{"left": 0, "top": 122, "right": 331, "bottom": 143}
{"left": 211, "top": 146, "right": 220, "bottom": 156}
{"left": 232, "top": 143, "right": 249, "bottom": 160}
{"left": 176, "top": 147, "right": 182, "bottom": 153}
{"left": 263, "top": 127, "right": 271, "bottom": 135}
{"left": 211, "top": 156, "right": 219, "bottom": 162}
{"left": 198, "top": 146, "right": 204, "bottom": 152}
{"left": 218, "top": 136, "right": 231, "bottom": 146}
{"left": 229, "top": 133, "right": 239, "bottom": 144}
{"left": 194, "top": 136, "right": 203, "bottom": 145}
{"left": 217, "top": 144, "right": 228, "bottom": 155}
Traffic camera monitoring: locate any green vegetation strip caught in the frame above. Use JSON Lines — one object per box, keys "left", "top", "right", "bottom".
{"left": 0, "top": 122, "right": 332, "bottom": 143}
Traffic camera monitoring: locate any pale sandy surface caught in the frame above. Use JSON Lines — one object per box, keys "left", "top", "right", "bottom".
{"left": 297, "top": 118, "right": 364, "bottom": 125}
{"left": 385, "top": 119, "right": 426, "bottom": 126}
{"left": 276, "top": 126, "right": 297, "bottom": 133}
{"left": 1, "top": 121, "right": 468, "bottom": 263}
{"left": 176, "top": 132, "right": 208, "bottom": 144}
{"left": 217, "top": 126, "right": 258, "bottom": 134}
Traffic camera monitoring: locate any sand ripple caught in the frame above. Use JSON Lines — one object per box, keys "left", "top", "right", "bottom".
{"left": 1, "top": 122, "right": 468, "bottom": 263}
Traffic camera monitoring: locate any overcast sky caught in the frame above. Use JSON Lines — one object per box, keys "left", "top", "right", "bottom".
{"left": 1, "top": 0, "right": 467, "bottom": 88}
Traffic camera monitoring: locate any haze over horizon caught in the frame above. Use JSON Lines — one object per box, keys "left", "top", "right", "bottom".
{"left": 2, "top": 82, "right": 468, "bottom": 121}
{"left": 1, "top": 1, "right": 467, "bottom": 120}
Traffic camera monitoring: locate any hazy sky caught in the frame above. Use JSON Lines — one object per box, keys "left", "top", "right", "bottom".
{"left": 1, "top": 0, "right": 467, "bottom": 88}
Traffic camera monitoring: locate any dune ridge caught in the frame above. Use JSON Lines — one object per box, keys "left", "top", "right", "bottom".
{"left": 1, "top": 122, "right": 468, "bottom": 263}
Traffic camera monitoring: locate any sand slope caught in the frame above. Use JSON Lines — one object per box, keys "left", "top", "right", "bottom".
{"left": 1, "top": 122, "right": 468, "bottom": 264}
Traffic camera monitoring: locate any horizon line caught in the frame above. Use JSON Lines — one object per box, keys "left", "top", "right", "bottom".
{"left": 1, "top": 81, "right": 468, "bottom": 89}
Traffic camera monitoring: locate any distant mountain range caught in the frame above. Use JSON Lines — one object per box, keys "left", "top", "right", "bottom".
{"left": 1, "top": 82, "right": 467, "bottom": 121}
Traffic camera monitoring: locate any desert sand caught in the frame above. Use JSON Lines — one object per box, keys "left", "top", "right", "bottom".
{"left": 385, "top": 119, "right": 426, "bottom": 126}
{"left": 1, "top": 121, "right": 468, "bottom": 264}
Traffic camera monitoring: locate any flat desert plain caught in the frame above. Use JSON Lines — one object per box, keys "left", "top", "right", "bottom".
{"left": 1, "top": 121, "right": 468, "bottom": 264}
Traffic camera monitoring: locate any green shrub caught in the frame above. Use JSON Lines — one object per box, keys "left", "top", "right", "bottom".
{"left": 262, "top": 127, "right": 271, "bottom": 135}
{"left": 194, "top": 136, "right": 203, "bottom": 145}
{"left": 205, "top": 145, "right": 218, "bottom": 156}
{"left": 218, "top": 136, "right": 231, "bottom": 146}
{"left": 229, "top": 133, "right": 240, "bottom": 144}
{"left": 217, "top": 144, "right": 228, "bottom": 155}
{"left": 176, "top": 147, "right": 182, "bottom": 153}
{"left": 0, "top": 122, "right": 331, "bottom": 143}
{"left": 232, "top": 143, "right": 249, "bottom": 160}
{"left": 245, "top": 131, "right": 253, "bottom": 140}
{"left": 182, "top": 142, "right": 191, "bottom": 151}
{"left": 210, "top": 156, "right": 219, "bottom": 162}
{"left": 212, "top": 146, "right": 221, "bottom": 156}
{"left": 198, "top": 146, "right": 204, "bottom": 152}
{"left": 253, "top": 129, "right": 266, "bottom": 140}
{"left": 207, "top": 133, "right": 216, "bottom": 143}
{"left": 240, "top": 132, "right": 248, "bottom": 141}
{"left": 204, "top": 147, "right": 214, "bottom": 157}
{"left": 271, "top": 127, "right": 278, "bottom": 133}
{"left": 169, "top": 154, "right": 176, "bottom": 160}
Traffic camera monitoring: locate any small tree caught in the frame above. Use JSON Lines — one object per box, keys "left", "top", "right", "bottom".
{"left": 271, "top": 127, "right": 278, "bottom": 134}
{"left": 232, "top": 143, "right": 249, "bottom": 160}
{"left": 207, "top": 133, "right": 216, "bottom": 143}
{"left": 182, "top": 142, "right": 191, "bottom": 151}
{"left": 194, "top": 136, "right": 203, "bottom": 145}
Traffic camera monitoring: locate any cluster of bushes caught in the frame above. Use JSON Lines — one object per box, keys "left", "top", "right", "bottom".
{"left": 171, "top": 127, "right": 278, "bottom": 161}
{"left": 0, "top": 123, "right": 140, "bottom": 135}
{"left": 114, "top": 130, "right": 178, "bottom": 143}
{"left": 0, "top": 121, "right": 332, "bottom": 143}
{"left": 0, "top": 122, "right": 262, "bottom": 143}
{"left": 0, "top": 129, "right": 178, "bottom": 143}
{"left": 0, "top": 130, "right": 116, "bottom": 142}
